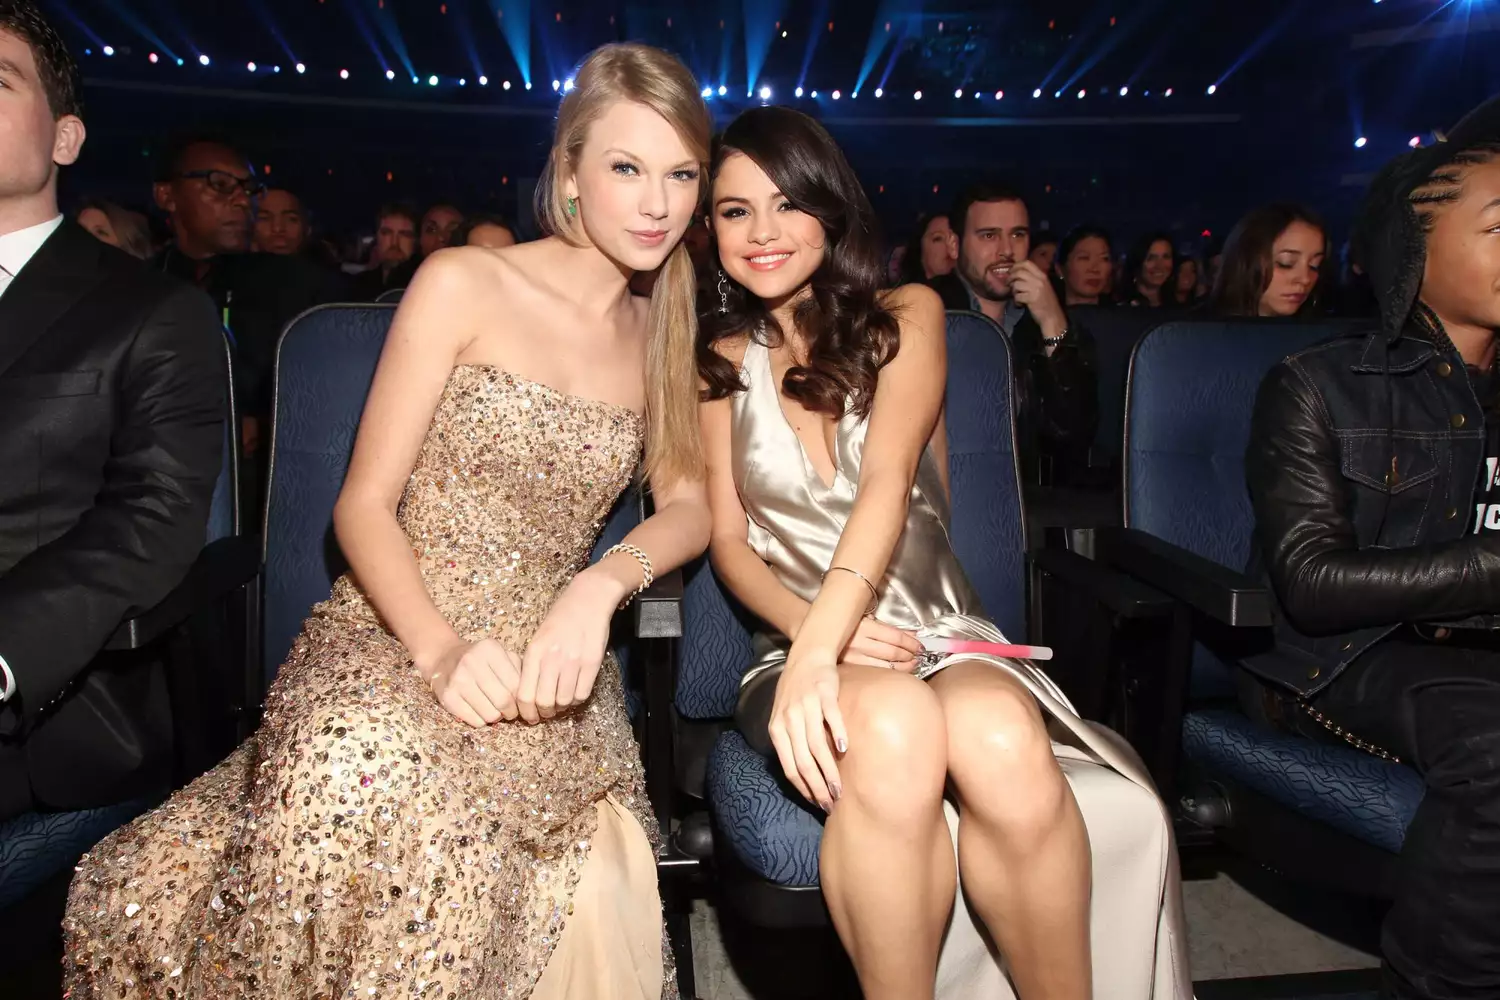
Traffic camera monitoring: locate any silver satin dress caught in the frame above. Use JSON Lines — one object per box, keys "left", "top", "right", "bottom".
{"left": 726, "top": 337, "right": 1196, "bottom": 1000}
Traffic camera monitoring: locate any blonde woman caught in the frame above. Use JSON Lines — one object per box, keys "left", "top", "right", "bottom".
{"left": 64, "top": 43, "right": 712, "bottom": 1000}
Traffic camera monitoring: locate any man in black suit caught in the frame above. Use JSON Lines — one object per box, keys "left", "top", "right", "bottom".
{"left": 0, "top": 0, "right": 224, "bottom": 818}
{"left": 929, "top": 182, "right": 1101, "bottom": 487}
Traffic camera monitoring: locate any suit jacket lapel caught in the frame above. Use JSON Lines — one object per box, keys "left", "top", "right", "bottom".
{"left": 0, "top": 223, "right": 108, "bottom": 378}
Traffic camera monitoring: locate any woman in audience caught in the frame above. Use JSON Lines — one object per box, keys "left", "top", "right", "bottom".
{"left": 1175, "top": 256, "right": 1206, "bottom": 306}
{"left": 65, "top": 42, "right": 713, "bottom": 1000}
{"left": 1209, "top": 203, "right": 1326, "bottom": 318}
{"left": 74, "top": 198, "right": 151, "bottom": 259}
{"left": 459, "top": 212, "right": 520, "bottom": 249}
{"left": 697, "top": 106, "right": 1190, "bottom": 1000}
{"left": 1052, "top": 224, "right": 1114, "bottom": 306}
{"left": 1121, "top": 231, "right": 1177, "bottom": 307}
{"left": 899, "top": 211, "right": 956, "bottom": 285}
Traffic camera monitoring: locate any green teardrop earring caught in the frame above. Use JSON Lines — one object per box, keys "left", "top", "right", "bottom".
{"left": 566, "top": 197, "right": 578, "bottom": 218}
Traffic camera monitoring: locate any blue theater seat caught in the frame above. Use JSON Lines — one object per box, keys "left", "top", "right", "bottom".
{"left": 1100, "top": 318, "right": 1420, "bottom": 893}
{"left": 699, "top": 312, "right": 1091, "bottom": 916}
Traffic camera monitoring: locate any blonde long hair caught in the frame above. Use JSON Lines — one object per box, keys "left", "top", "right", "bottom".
{"left": 535, "top": 43, "right": 711, "bottom": 490}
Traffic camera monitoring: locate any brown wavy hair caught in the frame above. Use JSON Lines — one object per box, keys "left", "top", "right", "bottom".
{"left": 697, "top": 107, "right": 899, "bottom": 418}
{"left": 1209, "top": 203, "right": 1326, "bottom": 318}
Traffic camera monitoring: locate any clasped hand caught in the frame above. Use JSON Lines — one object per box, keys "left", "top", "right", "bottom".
{"left": 423, "top": 568, "right": 618, "bottom": 727}
{"left": 767, "top": 618, "right": 922, "bottom": 811}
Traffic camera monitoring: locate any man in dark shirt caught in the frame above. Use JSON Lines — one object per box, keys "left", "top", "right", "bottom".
{"left": 350, "top": 202, "right": 420, "bottom": 301}
{"left": 928, "top": 182, "right": 1100, "bottom": 487}
{"left": 151, "top": 136, "right": 341, "bottom": 456}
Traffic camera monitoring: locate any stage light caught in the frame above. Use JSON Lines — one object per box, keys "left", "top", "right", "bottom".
{"left": 1409, "top": 135, "right": 1422, "bottom": 148}
{"left": 832, "top": 90, "right": 841, "bottom": 100}
{"left": 702, "top": 86, "right": 712, "bottom": 97}
{"left": 1054, "top": 90, "right": 1062, "bottom": 98}
{"left": 794, "top": 86, "right": 804, "bottom": 97}
{"left": 412, "top": 76, "right": 419, "bottom": 84}
{"left": 103, "top": 45, "right": 114, "bottom": 57}
{"left": 718, "top": 85, "right": 727, "bottom": 96}
{"left": 913, "top": 90, "right": 922, "bottom": 100}
{"left": 525, "top": 82, "right": 532, "bottom": 90}
{"left": 1354, "top": 136, "right": 1368, "bottom": 148}
{"left": 247, "top": 62, "right": 256, "bottom": 72}
{"left": 954, "top": 89, "right": 963, "bottom": 98}
{"left": 199, "top": 54, "right": 211, "bottom": 66}
{"left": 995, "top": 90, "right": 1004, "bottom": 100}
{"left": 975, "top": 91, "right": 981, "bottom": 99}
{"left": 1077, "top": 88, "right": 1085, "bottom": 99}
{"left": 386, "top": 69, "right": 395, "bottom": 80}
{"left": 1033, "top": 88, "right": 1041, "bottom": 98}
{"left": 429, "top": 75, "right": 439, "bottom": 86}
{"left": 810, "top": 90, "right": 818, "bottom": 98}
{"left": 273, "top": 66, "right": 281, "bottom": 73}
{"left": 564, "top": 77, "right": 574, "bottom": 92}
{"left": 852, "top": 91, "right": 858, "bottom": 99}
{"left": 149, "top": 53, "right": 158, "bottom": 64}
{"left": 552, "top": 79, "right": 560, "bottom": 91}
{"left": 1206, "top": 84, "right": 1217, "bottom": 95}
{"left": 340, "top": 69, "right": 350, "bottom": 80}
{"left": 1164, "top": 87, "right": 1173, "bottom": 97}
{"left": 460, "top": 78, "right": 467, "bottom": 86}
{"left": 480, "top": 76, "right": 489, "bottom": 86}
{"left": 176, "top": 58, "right": 184, "bottom": 66}
{"left": 874, "top": 88, "right": 883, "bottom": 98}
{"left": 295, "top": 63, "right": 305, "bottom": 74}
{"left": 1119, "top": 86, "right": 1129, "bottom": 96}
{"left": 781, "top": 30, "right": 787, "bottom": 37}
{"left": 759, "top": 85, "right": 772, "bottom": 100}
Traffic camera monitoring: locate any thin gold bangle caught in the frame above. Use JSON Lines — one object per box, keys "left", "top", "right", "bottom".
{"left": 823, "top": 565, "right": 879, "bottom": 615}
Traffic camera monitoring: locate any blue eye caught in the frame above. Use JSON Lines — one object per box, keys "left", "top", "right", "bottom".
{"left": 612, "top": 162, "right": 639, "bottom": 176}
{"left": 670, "top": 169, "right": 700, "bottom": 182}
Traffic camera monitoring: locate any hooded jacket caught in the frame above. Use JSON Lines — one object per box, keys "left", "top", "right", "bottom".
{"left": 1243, "top": 95, "right": 1500, "bottom": 698}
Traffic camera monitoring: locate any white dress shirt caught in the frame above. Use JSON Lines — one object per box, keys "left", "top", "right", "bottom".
{"left": 0, "top": 213, "right": 64, "bottom": 701}
{"left": 0, "top": 214, "right": 64, "bottom": 301}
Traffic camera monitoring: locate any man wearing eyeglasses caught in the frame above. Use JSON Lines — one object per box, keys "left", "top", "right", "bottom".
{"left": 150, "top": 136, "right": 343, "bottom": 490}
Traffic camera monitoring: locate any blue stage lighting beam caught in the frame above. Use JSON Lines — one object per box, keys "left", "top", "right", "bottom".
{"left": 43, "top": 0, "right": 106, "bottom": 50}
{"left": 340, "top": 0, "right": 395, "bottom": 77}
{"left": 854, "top": 0, "right": 904, "bottom": 97}
{"left": 494, "top": 0, "right": 531, "bottom": 87}
{"left": 99, "top": 0, "right": 182, "bottom": 64}
{"left": 745, "top": 0, "right": 789, "bottom": 97}
{"left": 796, "top": 0, "right": 832, "bottom": 91}
{"left": 362, "top": 0, "right": 415, "bottom": 80}
{"left": 443, "top": 0, "right": 486, "bottom": 82}
{"left": 1058, "top": 0, "right": 1166, "bottom": 94}
{"left": 1213, "top": 0, "right": 1304, "bottom": 88}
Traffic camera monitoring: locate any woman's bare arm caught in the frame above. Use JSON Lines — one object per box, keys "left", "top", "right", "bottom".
{"left": 331, "top": 252, "right": 481, "bottom": 671}
{"left": 791, "top": 283, "right": 949, "bottom": 659}
{"left": 700, "top": 392, "right": 814, "bottom": 638}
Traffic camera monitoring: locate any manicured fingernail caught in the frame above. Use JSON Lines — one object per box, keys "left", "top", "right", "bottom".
{"left": 820, "top": 800, "right": 833, "bottom": 813}
{"left": 836, "top": 738, "right": 848, "bottom": 753}
{"left": 830, "top": 782, "right": 842, "bottom": 800}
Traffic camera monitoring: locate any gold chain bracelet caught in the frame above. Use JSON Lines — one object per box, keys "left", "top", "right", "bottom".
{"left": 604, "top": 543, "right": 653, "bottom": 609}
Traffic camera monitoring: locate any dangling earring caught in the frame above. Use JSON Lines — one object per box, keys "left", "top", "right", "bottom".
{"left": 716, "top": 270, "right": 730, "bottom": 314}
{"left": 566, "top": 196, "right": 578, "bottom": 218}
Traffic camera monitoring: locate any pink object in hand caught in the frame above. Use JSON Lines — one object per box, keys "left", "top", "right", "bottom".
{"left": 920, "top": 637, "right": 1054, "bottom": 661}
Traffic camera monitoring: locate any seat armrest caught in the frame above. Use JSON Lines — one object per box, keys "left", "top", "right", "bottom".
{"left": 634, "top": 568, "right": 684, "bottom": 639}
{"left": 105, "top": 536, "right": 261, "bottom": 651}
{"left": 1100, "top": 527, "right": 1272, "bottom": 627}
{"left": 1030, "top": 548, "right": 1174, "bottom": 620}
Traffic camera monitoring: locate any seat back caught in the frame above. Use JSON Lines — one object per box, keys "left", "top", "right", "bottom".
{"left": 944, "top": 311, "right": 1027, "bottom": 641}
{"left": 206, "top": 331, "right": 240, "bottom": 544}
{"left": 263, "top": 304, "right": 395, "bottom": 681}
{"left": 1123, "top": 319, "right": 1338, "bottom": 694}
{"left": 1069, "top": 306, "right": 1174, "bottom": 464}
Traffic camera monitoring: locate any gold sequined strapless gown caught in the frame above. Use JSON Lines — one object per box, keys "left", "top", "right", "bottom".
{"left": 63, "top": 367, "right": 676, "bottom": 1000}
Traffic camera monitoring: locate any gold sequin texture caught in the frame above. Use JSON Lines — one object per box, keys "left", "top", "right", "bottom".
{"left": 63, "top": 367, "right": 677, "bottom": 999}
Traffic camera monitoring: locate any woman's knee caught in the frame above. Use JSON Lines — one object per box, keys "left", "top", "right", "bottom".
{"left": 838, "top": 671, "right": 947, "bottom": 817}
{"left": 943, "top": 678, "right": 1068, "bottom": 833}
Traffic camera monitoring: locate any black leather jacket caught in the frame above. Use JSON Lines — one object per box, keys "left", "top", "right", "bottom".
{"left": 1245, "top": 321, "right": 1500, "bottom": 698}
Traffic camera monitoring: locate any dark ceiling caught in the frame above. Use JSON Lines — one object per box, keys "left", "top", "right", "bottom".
{"left": 46, "top": 0, "right": 1500, "bottom": 244}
